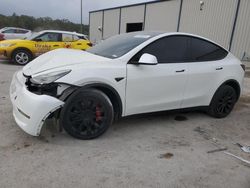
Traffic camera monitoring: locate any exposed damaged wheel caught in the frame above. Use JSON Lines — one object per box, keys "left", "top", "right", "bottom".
{"left": 60, "top": 89, "right": 114, "bottom": 140}
{"left": 208, "top": 85, "right": 237, "bottom": 118}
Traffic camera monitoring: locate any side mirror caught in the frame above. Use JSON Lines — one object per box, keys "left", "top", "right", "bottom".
{"left": 33, "top": 38, "right": 42, "bottom": 42}
{"left": 138, "top": 53, "right": 158, "bottom": 65}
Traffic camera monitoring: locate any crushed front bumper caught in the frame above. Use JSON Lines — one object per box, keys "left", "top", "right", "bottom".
{"left": 10, "top": 71, "right": 64, "bottom": 136}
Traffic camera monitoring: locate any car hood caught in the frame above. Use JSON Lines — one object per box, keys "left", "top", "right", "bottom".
{"left": 23, "top": 48, "right": 111, "bottom": 76}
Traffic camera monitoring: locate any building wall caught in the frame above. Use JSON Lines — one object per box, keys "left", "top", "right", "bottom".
{"left": 144, "top": 0, "right": 180, "bottom": 32}
{"left": 89, "top": 0, "right": 250, "bottom": 60}
{"left": 89, "top": 11, "right": 103, "bottom": 43}
{"left": 120, "top": 5, "right": 145, "bottom": 34}
{"left": 179, "top": 0, "right": 237, "bottom": 49}
{"left": 103, "top": 9, "right": 120, "bottom": 39}
{"left": 230, "top": 0, "right": 250, "bottom": 60}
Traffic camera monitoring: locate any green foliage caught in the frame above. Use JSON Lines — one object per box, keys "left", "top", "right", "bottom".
{"left": 0, "top": 13, "right": 89, "bottom": 35}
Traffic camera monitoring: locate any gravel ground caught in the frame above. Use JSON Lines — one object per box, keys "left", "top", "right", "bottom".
{"left": 0, "top": 60, "right": 250, "bottom": 188}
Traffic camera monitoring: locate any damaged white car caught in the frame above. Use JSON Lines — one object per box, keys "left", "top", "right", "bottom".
{"left": 10, "top": 32, "right": 245, "bottom": 139}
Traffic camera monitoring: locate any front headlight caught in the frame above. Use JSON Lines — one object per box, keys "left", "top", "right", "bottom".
{"left": 0, "top": 43, "right": 16, "bottom": 47}
{"left": 31, "top": 70, "right": 71, "bottom": 84}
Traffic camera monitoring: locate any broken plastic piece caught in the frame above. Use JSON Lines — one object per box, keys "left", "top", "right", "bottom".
{"left": 236, "top": 143, "right": 250, "bottom": 153}
{"left": 207, "top": 147, "right": 227, "bottom": 154}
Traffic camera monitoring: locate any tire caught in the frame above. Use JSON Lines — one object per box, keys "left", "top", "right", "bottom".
{"left": 208, "top": 85, "right": 237, "bottom": 118}
{"left": 60, "top": 88, "right": 114, "bottom": 140}
{"left": 12, "top": 49, "right": 32, "bottom": 65}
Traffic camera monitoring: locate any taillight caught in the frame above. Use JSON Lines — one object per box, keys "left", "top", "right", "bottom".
{"left": 241, "top": 64, "right": 246, "bottom": 71}
{"left": 0, "top": 33, "right": 4, "bottom": 40}
{"left": 87, "top": 42, "right": 93, "bottom": 47}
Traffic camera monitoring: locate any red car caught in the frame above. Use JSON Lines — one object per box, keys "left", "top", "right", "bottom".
{"left": 0, "top": 33, "right": 5, "bottom": 41}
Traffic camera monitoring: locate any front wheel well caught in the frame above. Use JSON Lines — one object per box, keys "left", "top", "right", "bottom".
{"left": 59, "top": 83, "right": 123, "bottom": 121}
{"left": 11, "top": 47, "right": 33, "bottom": 59}
{"left": 90, "top": 85, "right": 123, "bottom": 120}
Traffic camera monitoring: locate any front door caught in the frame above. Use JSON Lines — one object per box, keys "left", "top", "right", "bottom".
{"left": 125, "top": 35, "right": 191, "bottom": 115}
{"left": 33, "top": 32, "right": 63, "bottom": 56}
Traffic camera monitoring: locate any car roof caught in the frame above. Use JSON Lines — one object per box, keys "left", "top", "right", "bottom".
{"left": 157, "top": 32, "right": 227, "bottom": 50}
{"left": 132, "top": 31, "right": 227, "bottom": 50}
{"left": 1, "top": 27, "right": 30, "bottom": 31}
{"left": 39, "top": 30, "right": 87, "bottom": 37}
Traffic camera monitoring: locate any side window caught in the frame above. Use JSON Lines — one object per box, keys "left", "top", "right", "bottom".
{"left": 62, "top": 34, "right": 73, "bottom": 42}
{"left": 190, "top": 38, "right": 228, "bottom": 61}
{"left": 35, "top": 33, "right": 62, "bottom": 42}
{"left": 17, "top": 29, "right": 29, "bottom": 34}
{"left": 2, "top": 29, "right": 15, "bottom": 34}
{"left": 132, "top": 36, "right": 190, "bottom": 63}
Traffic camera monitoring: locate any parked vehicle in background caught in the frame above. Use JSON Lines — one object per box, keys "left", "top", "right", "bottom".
{"left": 0, "top": 33, "right": 5, "bottom": 41}
{"left": 0, "top": 30, "right": 92, "bottom": 65}
{"left": 10, "top": 32, "right": 245, "bottom": 140}
{"left": 0, "top": 27, "right": 32, "bottom": 40}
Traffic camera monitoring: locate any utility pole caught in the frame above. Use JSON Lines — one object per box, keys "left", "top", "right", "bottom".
{"left": 81, "top": 0, "right": 83, "bottom": 33}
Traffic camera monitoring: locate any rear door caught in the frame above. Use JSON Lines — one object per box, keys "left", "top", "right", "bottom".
{"left": 181, "top": 37, "right": 229, "bottom": 108}
{"left": 15, "top": 29, "right": 30, "bottom": 39}
{"left": 71, "top": 34, "right": 90, "bottom": 50}
{"left": 126, "top": 36, "right": 190, "bottom": 115}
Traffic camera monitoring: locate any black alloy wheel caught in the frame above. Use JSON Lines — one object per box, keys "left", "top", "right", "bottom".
{"left": 208, "top": 85, "right": 237, "bottom": 118}
{"left": 60, "top": 89, "right": 114, "bottom": 140}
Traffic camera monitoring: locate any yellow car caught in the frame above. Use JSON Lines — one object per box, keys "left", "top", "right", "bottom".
{"left": 0, "top": 30, "right": 92, "bottom": 65}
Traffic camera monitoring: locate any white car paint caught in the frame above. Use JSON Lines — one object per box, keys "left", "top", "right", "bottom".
{"left": 10, "top": 71, "right": 64, "bottom": 136}
{"left": 10, "top": 32, "right": 245, "bottom": 136}
{"left": 0, "top": 27, "right": 32, "bottom": 40}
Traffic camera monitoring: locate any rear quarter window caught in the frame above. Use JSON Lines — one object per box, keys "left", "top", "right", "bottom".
{"left": 190, "top": 37, "right": 228, "bottom": 62}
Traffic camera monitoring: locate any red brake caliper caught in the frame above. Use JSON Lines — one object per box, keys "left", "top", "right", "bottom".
{"left": 95, "top": 105, "right": 102, "bottom": 122}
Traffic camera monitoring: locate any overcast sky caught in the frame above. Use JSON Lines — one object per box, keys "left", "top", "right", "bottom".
{"left": 0, "top": 0, "right": 156, "bottom": 24}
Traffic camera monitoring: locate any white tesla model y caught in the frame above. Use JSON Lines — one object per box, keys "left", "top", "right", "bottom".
{"left": 10, "top": 32, "right": 245, "bottom": 139}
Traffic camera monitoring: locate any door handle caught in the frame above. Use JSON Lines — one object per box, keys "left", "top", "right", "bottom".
{"left": 53, "top": 45, "right": 59, "bottom": 47}
{"left": 216, "top": 67, "right": 223, "bottom": 70}
{"left": 176, "top": 69, "right": 185, "bottom": 73}
{"left": 77, "top": 43, "right": 82, "bottom": 45}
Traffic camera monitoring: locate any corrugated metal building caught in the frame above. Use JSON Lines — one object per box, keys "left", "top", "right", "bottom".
{"left": 89, "top": 0, "right": 250, "bottom": 60}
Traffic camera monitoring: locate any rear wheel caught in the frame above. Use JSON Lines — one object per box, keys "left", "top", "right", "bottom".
{"left": 208, "top": 85, "right": 237, "bottom": 118}
{"left": 60, "top": 89, "right": 114, "bottom": 140}
{"left": 12, "top": 49, "right": 32, "bottom": 65}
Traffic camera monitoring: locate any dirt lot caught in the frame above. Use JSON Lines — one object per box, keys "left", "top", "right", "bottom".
{"left": 0, "top": 60, "right": 250, "bottom": 188}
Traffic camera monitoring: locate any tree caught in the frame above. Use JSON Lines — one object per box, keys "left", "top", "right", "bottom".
{"left": 0, "top": 13, "right": 89, "bottom": 35}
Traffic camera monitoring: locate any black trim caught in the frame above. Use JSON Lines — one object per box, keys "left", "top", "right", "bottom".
{"left": 102, "top": 11, "right": 104, "bottom": 39}
{"left": 115, "top": 77, "right": 125, "bottom": 82}
{"left": 89, "top": 0, "right": 170, "bottom": 13}
{"left": 177, "top": 0, "right": 183, "bottom": 32}
{"left": 229, "top": 0, "right": 241, "bottom": 51}
{"left": 85, "top": 83, "right": 123, "bottom": 119}
{"left": 88, "top": 12, "right": 91, "bottom": 39}
{"left": 118, "top": 8, "right": 122, "bottom": 34}
{"left": 143, "top": 4, "right": 147, "bottom": 30}
{"left": 129, "top": 34, "right": 228, "bottom": 64}
{"left": 129, "top": 62, "right": 157, "bottom": 66}
{"left": 60, "top": 83, "right": 123, "bottom": 119}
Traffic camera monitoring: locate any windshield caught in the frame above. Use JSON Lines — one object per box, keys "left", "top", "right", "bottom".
{"left": 25, "top": 32, "right": 40, "bottom": 40}
{"left": 87, "top": 32, "right": 160, "bottom": 59}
